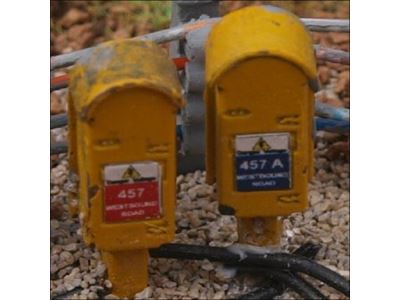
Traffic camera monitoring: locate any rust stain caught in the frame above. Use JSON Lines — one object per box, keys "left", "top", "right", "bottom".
{"left": 79, "top": 106, "right": 91, "bottom": 122}
{"left": 88, "top": 185, "right": 99, "bottom": 199}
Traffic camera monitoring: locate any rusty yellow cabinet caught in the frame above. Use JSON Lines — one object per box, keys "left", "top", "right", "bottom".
{"left": 68, "top": 40, "right": 185, "bottom": 297}
{"left": 204, "top": 6, "right": 317, "bottom": 246}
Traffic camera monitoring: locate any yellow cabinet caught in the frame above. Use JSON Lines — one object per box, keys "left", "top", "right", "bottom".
{"left": 204, "top": 6, "right": 317, "bottom": 245}
{"left": 68, "top": 40, "right": 185, "bottom": 297}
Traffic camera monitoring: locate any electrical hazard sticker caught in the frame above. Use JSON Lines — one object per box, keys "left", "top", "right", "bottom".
{"left": 235, "top": 133, "right": 291, "bottom": 191}
{"left": 103, "top": 162, "right": 162, "bottom": 223}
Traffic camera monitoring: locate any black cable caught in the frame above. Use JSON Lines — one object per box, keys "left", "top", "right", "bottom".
{"left": 53, "top": 287, "right": 83, "bottom": 300}
{"left": 292, "top": 242, "right": 321, "bottom": 259}
{"left": 237, "top": 243, "right": 325, "bottom": 300}
{"left": 237, "top": 268, "right": 327, "bottom": 300}
{"left": 270, "top": 271, "right": 327, "bottom": 300}
{"left": 237, "top": 285, "right": 283, "bottom": 300}
{"left": 51, "top": 113, "right": 68, "bottom": 129}
{"left": 149, "top": 243, "right": 350, "bottom": 296}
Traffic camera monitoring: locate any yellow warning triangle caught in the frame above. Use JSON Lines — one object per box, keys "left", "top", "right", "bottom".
{"left": 252, "top": 137, "right": 271, "bottom": 153}
{"left": 122, "top": 165, "right": 142, "bottom": 181}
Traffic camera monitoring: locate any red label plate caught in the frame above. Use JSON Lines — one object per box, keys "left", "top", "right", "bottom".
{"left": 103, "top": 162, "right": 161, "bottom": 223}
{"left": 104, "top": 181, "right": 160, "bottom": 222}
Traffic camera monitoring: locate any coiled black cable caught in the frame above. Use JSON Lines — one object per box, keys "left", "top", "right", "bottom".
{"left": 292, "top": 242, "right": 321, "bottom": 259}
{"left": 237, "top": 285, "right": 283, "bottom": 300}
{"left": 149, "top": 243, "right": 350, "bottom": 297}
{"left": 237, "top": 242, "right": 325, "bottom": 300}
{"left": 237, "top": 268, "right": 327, "bottom": 300}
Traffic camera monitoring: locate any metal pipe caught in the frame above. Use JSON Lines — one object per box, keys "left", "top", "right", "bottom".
{"left": 301, "top": 18, "right": 349, "bottom": 32}
{"left": 315, "top": 117, "right": 349, "bottom": 133}
{"left": 51, "top": 142, "right": 68, "bottom": 155}
{"left": 314, "top": 45, "right": 350, "bottom": 65}
{"left": 50, "top": 113, "right": 68, "bottom": 129}
{"left": 183, "top": 62, "right": 205, "bottom": 93}
{"left": 315, "top": 101, "right": 349, "bottom": 122}
{"left": 178, "top": 92, "right": 206, "bottom": 173}
{"left": 50, "top": 74, "right": 69, "bottom": 91}
{"left": 51, "top": 16, "right": 349, "bottom": 71}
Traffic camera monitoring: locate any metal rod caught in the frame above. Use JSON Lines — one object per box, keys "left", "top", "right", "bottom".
{"left": 50, "top": 16, "right": 349, "bottom": 71}
{"left": 301, "top": 18, "right": 349, "bottom": 32}
{"left": 314, "top": 45, "right": 350, "bottom": 65}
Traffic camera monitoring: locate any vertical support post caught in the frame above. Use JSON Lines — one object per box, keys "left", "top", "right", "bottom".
{"left": 102, "top": 250, "right": 149, "bottom": 298}
{"left": 237, "top": 217, "right": 282, "bottom": 246}
{"left": 170, "top": 0, "right": 219, "bottom": 174}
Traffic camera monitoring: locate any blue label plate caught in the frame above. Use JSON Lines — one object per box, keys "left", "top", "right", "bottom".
{"left": 235, "top": 133, "right": 291, "bottom": 192}
{"left": 236, "top": 152, "right": 290, "bottom": 191}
